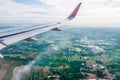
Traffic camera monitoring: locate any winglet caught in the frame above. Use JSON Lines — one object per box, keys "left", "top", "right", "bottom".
{"left": 67, "top": 2, "right": 82, "bottom": 20}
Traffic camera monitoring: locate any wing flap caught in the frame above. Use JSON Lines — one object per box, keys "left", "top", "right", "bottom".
{"left": 25, "top": 37, "right": 38, "bottom": 42}
{"left": 52, "top": 27, "right": 61, "bottom": 31}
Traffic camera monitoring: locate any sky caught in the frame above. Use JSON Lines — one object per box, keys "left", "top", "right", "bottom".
{"left": 0, "top": 0, "right": 120, "bottom": 27}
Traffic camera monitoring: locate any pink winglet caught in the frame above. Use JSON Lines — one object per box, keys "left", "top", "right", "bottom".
{"left": 67, "top": 2, "right": 82, "bottom": 20}
{"left": 71, "top": 2, "right": 82, "bottom": 17}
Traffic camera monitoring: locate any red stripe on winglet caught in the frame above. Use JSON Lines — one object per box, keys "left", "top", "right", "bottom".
{"left": 71, "top": 2, "right": 82, "bottom": 17}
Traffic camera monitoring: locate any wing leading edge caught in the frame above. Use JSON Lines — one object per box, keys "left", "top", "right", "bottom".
{"left": 0, "top": 2, "right": 82, "bottom": 58}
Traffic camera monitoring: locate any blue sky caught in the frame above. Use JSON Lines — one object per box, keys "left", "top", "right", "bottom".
{"left": 0, "top": 0, "right": 120, "bottom": 27}
{"left": 13, "top": 0, "right": 41, "bottom": 5}
{"left": 13, "top": 0, "right": 52, "bottom": 8}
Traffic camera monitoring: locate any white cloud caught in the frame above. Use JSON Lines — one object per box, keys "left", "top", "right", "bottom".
{"left": 88, "top": 45, "right": 105, "bottom": 54}
{"left": 0, "top": 0, "right": 120, "bottom": 27}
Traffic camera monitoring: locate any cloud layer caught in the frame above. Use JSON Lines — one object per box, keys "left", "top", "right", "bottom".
{"left": 0, "top": 0, "right": 120, "bottom": 27}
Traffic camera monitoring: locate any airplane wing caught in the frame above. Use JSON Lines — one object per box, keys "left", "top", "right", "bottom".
{"left": 0, "top": 2, "right": 82, "bottom": 58}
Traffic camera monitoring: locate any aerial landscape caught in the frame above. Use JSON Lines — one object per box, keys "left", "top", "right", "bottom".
{"left": 0, "top": 0, "right": 120, "bottom": 80}
{"left": 0, "top": 26, "right": 120, "bottom": 80}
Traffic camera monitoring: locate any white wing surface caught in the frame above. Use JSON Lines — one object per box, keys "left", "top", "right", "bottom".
{"left": 0, "top": 2, "right": 82, "bottom": 58}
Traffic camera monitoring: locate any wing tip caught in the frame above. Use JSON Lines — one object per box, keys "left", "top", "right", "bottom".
{"left": 67, "top": 2, "right": 82, "bottom": 20}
